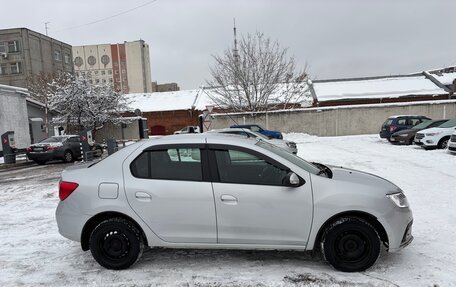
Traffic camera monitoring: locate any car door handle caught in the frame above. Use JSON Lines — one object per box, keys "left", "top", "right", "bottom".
{"left": 220, "top": 194, "right": 238, "bottom": 205}
{"left": 135, "top": 192, "right": 152, "bottom": 202}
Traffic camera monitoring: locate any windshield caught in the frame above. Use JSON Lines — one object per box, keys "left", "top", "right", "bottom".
{"left": 250, "top": 125, "right": 263, "bottom": 132}
{"left": 412, "top": 120, "right": 432, "bottom": 130}
{"left": 256, "top": 140, "right": 320, "bottom": 175}
{"left": 40, "top": 136, "right": 67, "bottom": 143}
{"left": 252, "top": 131, "right": 270, "bottom": 140}
{"left": 438, "top": 119, "right": 456, "bottom": 128}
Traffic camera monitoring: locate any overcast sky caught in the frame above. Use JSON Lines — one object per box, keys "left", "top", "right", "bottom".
{"left": 2, "top": 0, "right": 456, "bottom": 89}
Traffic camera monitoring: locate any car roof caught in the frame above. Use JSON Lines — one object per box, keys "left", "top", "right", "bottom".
{"left": 388, "top": 115, "right": 428, "bottom": 119}
{"left": 144, "top": 133, "right": 259, "bottom": 146}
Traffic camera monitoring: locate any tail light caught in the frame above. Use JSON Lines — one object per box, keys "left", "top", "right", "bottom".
{"left": 46, "top": 145, "right": 57, "bottom": 151}
{"left": 389, "top": 125, "right": 397, "bottom": 132}
{"left": 26, "top": 147, "right": 32, "bottom": 152}
{"left": 59, "top": 181, "right": 79, "bottom": 201}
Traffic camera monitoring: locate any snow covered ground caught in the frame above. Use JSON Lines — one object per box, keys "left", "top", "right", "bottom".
{"left": 0, "top": 134, "right": 455, "bottom": 286}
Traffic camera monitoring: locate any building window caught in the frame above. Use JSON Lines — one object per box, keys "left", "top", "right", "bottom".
{"left": 87, "top": 56, "right": 96, "bottom": 66}
{"left": 0, "top": 42, "right": 6, "bottom": 54}
{"left": 102, "top": 79, "right": 106, "bottom": 83}
{"left": 101, "top": 70, "right": 105, "bottom": 75}
{"left": 113, "top": 61, "right": 119, "bottom": 66}
{"left": 54, "top": 50, "right": 61, "bottom": 61}
{"left": 120, "top": 61, "right": 126, "bottom": 66}
{"left": 95, "top": 79, "right": 100, "bottom": 84}
{"left": 122, "top": 77, "right": 127, "bottom": 82}
{"left": 74, "top": 56, "right": 83, "bottom": 67}
{"left": 0, "top": 64, "right": 7, "bottom": 75}
{"left": 116, "top": 78, "right": 121, "bottom": 82}
{"left": 10, "top": 62, "right": 22, "bottom": 74}
{"left": 115, "top": 70, "right": 119, "bottom": 74}
{"left": 121, "top": 69, "right": 126, "bottom": 74}
{"left": 64, "top": 53, "right": 71, "bottom": 64}
{"left": 94, "top": 70, "right": 99, "bottom": 75}
{"left": 109, "top": 78, "right": 113, "bottom": 83}
{"left": 108, "top": 69, "right": 112, "bottom": 75}
{"left": 7, "top": 40, "right": 19, "bottom": 53}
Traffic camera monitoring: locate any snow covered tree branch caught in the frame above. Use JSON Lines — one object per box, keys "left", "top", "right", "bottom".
{"left": 206, "top": 32, "right": 311, "bottom": 112}
{"left": 48, "top": 74, "right": 129, "bottom": 140}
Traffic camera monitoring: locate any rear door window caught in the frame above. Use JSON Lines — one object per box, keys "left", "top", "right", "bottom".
{"left": 131, "top": 148, "right": 203, "bottom": 181}
{"left": 396, "top": 119, "right": 406, "bottom": 125}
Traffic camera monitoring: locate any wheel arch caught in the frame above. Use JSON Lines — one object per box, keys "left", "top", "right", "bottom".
{"left": 312, "top": 210, "right": 389, "bottom": 251}
{"left": 80, "top": 211, "right": 149, "bottom": 251}
{"left": 438, "top": 136, "right": 451, "bottom": 148}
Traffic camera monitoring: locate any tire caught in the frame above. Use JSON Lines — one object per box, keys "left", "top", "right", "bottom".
{"left": 95, "top": 147, "right": 103, "bottom": 157}
{"left": 63, "top": 150, "right": 73, "bottom": 163}
{"left": 89, "top": 218, "right": 144, "bottom": 270}
{"left": 437, "top": 137, "right": 450, "bottom": 149}
{"left": 321, "top": 217, "right": 380, "bottom": 272}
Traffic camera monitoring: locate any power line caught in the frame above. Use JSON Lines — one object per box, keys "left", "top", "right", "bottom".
{"left": 54, "top": 0, "right": 158, "bottom": 33}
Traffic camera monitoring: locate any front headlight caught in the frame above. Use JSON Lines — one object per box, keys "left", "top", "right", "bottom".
{"left": 386, "top": 192, "right": 409, "bottom": 208}
{"left": 425, "top": 132, "right": 441, "bottom": 136}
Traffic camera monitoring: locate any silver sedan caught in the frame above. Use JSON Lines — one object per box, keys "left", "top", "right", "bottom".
{"left": 56, "top": 133, "right": 413, "bottom": 272}
{"left": 207, "top": 128, "right": 297, "bottom": 154}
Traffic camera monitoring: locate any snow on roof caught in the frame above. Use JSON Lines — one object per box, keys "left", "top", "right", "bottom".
{"left": 428, "top": 71, "right": 456, "bottom": 86}
{"left": 312, "top": 75, "right": 448, "bottom": 102}
{"left": 125, "top": 89, "right": 213, "bottom": 112}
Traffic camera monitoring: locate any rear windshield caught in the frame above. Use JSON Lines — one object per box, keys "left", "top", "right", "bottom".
{"left": 40, "top": 136, "right": 67, "bottom": 143}
{"left": 382, "top": 119, "right": 394, "bottom": 127}
{"left": 439, "top": 119, "right": 456, "bottom": 128}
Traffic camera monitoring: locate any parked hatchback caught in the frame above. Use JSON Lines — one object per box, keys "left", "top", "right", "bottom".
{"left": 230, "top": 124, "right": 283, "bottom": 139}
{"left": 447, "top": 131, "right": 456, "bottom": 154}
{"left": 389, "top": 119, "right": 448, "bottom": 145}
{"left": 56, "top": 134, "right": 413, "bottom": 272}
{"left": 379, "top": 115, "right": 431, "bottom": 140}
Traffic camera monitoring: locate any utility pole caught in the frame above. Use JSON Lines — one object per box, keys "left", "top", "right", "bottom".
{"left": 44, "top": 22, "right": 50, "bottom": 36}
{"left": 233, "top": 18, "right": 239, "bottom": 67}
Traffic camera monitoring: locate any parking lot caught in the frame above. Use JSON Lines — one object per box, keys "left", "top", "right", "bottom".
{"left": 0, "top": 134, "right": 455, "bottom": 287}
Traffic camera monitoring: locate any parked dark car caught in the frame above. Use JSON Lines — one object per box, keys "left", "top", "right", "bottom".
{"left": 230, "top": 124, "right": 283, "bottom": 139}
{"left": 26, "top": 135, "right": 103, "bottom": 165}
{"left": 389, "top": 119, "right": 449, "bottom": 145}
{"left": 379, "top": 115, "right": 431, "bottom": 140}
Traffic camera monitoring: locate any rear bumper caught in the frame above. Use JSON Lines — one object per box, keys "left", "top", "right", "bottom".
{"left": 27, "top": 150, "right": 63, "bottom": 162}
{"left": 379, "top": 131, "right": 391, "bottom": 139}
{"left": 56, "top": 201, "right": 90, "bottom": 242}
{"left": 389, "top": 135, "right": 412, "bottom": 144}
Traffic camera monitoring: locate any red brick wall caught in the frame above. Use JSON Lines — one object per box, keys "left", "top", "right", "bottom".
{"left": 142, "top": 109, "right": 200, "bottom": 135}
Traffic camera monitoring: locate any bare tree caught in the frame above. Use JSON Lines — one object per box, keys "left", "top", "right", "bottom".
{"left": 207, "top": 32, "right": 310, "bottom": 112}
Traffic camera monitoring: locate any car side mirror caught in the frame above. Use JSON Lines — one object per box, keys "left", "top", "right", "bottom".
{"left": 284, "top": 172, "right": 304, "bottom": 187}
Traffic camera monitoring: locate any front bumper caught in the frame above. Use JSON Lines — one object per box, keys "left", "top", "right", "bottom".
{"left": 448, "top": 141, "right": 456, "bottom": 154}
{"left": 384, "top": 206, "right": 414, "bottom": 252}
{"left": 379, "top": 131, "right": 391, "bottom": 139}
{"left": 414, "top": 136, "right": 438, "bottom": 148}
{"left": 389, "top": 135, "right": 412, "bottom": 144}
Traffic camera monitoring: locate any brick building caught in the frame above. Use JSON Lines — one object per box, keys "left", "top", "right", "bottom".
{"left": 126, "top": 89, "right": 212, "bottom": 135}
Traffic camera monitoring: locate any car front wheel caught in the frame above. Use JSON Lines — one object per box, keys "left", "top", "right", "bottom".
{"left": 438, "top": 137, "right": 450, "bottom": 149}
{"left": 63, "top": 150, "right": 73, "bottom": 163}
{"left": 89, "top": 218, "right": 144, "bottom": 270}
{"left": 321, "top": 217, "right": 381, "bottom": 272}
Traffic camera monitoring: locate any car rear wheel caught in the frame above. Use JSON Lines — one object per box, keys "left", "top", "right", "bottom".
{"left": 321, "top": 217, "right": 380, "bottom": 272}
{"left": 438, "top": 137, "right": 450, "bottom": 149}
{"left": 63, "top": 150, "right": 73, "bottom": 163}
{"left": 89, "top": 218, "right": 144, "bottom": 270}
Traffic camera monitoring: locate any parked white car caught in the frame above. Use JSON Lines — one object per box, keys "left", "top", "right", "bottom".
{"left": 447, "top": 131, "right": 456, "bottom": 154}
{"left": 414, "top": 118, "right": 456, "bottom": 149}
{"left": 173, "top": 126, "right": 200, "bottom": 134}
{"left": 207, "top": 128, "right": 298, "bottom": 154}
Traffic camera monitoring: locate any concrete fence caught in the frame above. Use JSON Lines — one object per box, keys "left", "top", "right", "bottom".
{"left": 209, "top": 100, "right": 456, "bottom": 136}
